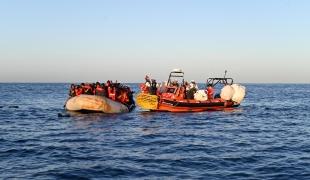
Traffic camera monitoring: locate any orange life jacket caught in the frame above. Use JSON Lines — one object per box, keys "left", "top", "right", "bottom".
{"left": 176, "top": 87, "right": 185, "bottom": 99}
{"left": 83, "top": 84, "right": 93, "bottom": 94}
{"left": 75, "top": 88, "right": 83, "bottom": 96}
{"left": 95, "top": 86, "right": 105, "bottom": 96}
{"left": 207, "top": 86, "right": 215, "bottom": 99}
{"left": 140, "top": 83, "right": 149, "bottom": 93}
{"left": 118, "top": 91, "right": 129, "bottom": 104}
{"left": 108, "top": 87, "right": 116, "bottom": 100}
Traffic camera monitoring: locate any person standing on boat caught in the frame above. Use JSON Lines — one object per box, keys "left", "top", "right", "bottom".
{"left": 184, "top": 81, "right": 190, "bottom": 98}
{"left": 189, "top": 80, "right": 198, "bottom": 90}
{"left": 206, "top": 84, "right": 215, "bottom": 99}
{"left": 145, "top": 75, "right": 151, "bottom": 87}
{"left": 140, "top": 75, "right": 151, "bottom": 94}
{"left": 187, "top": 80, "right": 198, "bottom": 99}
{"left": 158, "top": 81, "right": 167, "bottom": 94}
{"left": 150, "top": 79, "right": 157, "bottom": 95}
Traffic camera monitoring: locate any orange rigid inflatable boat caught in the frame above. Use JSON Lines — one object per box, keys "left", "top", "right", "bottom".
{"left": 136, "top": 69, "right": 246, "bottom": 112}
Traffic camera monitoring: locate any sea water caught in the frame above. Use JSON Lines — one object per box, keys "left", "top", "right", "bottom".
{"left": 0, "top": 83, "right": 310, "bottom": 179}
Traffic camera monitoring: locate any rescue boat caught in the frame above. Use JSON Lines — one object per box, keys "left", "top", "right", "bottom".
{"left": 136, "top": 69, "right": 246, "bottom": 112}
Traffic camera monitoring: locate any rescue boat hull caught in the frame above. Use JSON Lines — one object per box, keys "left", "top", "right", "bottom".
{"left": 65, "top": 95, "right": 130, "bottom": 113}
{"left": 155, "top": 98, "right": 235, "bottom": 112}
{"left": 154, "top": 99, "right": 236, "bottom": 112}
{"left": 136, "top": 93, "right": 238, "bottom": 112}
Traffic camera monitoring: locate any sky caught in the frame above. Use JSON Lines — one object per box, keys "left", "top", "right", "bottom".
{"left": 0, "top": 0, "right": 309, "bottom": 83}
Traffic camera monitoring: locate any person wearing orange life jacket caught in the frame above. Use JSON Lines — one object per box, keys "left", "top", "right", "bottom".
{"left": 140, "top": 83, "right": 149, "bottom": 93}
{"left": 206, "top": 84, "right": 215, "bottom": 100}
{"left": 75, "top": 85, "right": 84, "bottom": 96}
{"left": 95, "top": 82, "right": 106, "bottom": 96}
{"left": 108, "top": 83, "right": 116, "bottom": 100}
{"left": 69, "top": 84, "right": 76, "bottom": 97}
{"left": 178, "top": 86, "right": 186, "bottom": 99}
{"left": 91, "top": 83, "right": 96, "bottom": 94}
{"left": 106, "top": 80, "right": 111, "bottom": 86}
{"left": 105, "top": 81, "right": 111, "bottom": 97}
{"left": 142, "top": 75, "right": 151, "bottom": 93}
{"left": 80, "top": 83, "right": 86, "bottom": 94}
{"left": 117, "top": 89, "right": 129, "bottom": 104}
{"left": 101, "top": 83, "right": 107, "bottom": 97}
{"left": 83, "top": 83, "right": 93, "bottom": 95}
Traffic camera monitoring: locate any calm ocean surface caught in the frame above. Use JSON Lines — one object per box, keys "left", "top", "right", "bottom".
{"left": 0, "top": 83, "right": 310, "bottom": 179}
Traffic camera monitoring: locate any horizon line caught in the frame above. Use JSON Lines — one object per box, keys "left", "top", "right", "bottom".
{"left": 0, "top": 81, "right": 309, "bottom": 84}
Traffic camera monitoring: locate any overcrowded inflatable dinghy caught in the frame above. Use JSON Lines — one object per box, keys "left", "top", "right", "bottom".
{"left": 65, "top": 81, "right": 135, "bottom": 113}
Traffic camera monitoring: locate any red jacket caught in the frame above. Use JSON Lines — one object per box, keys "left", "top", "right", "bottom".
{"left": 207, "top": 86, "right": 214, "bottom": 99}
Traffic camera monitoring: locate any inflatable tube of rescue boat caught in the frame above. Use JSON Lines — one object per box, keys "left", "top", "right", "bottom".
{"left": 220, "top": 85, "right": 234, "bottom": 100}
{"left": 65, "top": 95, "right": 129, "bottom": 113}
{"left": 231, "top": 84, "right": 246, "bottom": 104}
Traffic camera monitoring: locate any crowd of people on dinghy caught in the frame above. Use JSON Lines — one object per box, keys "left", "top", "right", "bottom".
{"left": 141, "top": 75, "right": 215, "bottom": 100}
{"left": 68, "top": 81, "right": 134, "bottom": 106}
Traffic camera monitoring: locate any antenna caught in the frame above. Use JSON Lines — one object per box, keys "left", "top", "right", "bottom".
{"left": 224, "top": 70, "right": 227, "bottom": 78}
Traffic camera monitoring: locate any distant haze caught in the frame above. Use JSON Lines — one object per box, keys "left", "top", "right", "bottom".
{"left": 0, "top": 0, "right": 309, "bottom": 83}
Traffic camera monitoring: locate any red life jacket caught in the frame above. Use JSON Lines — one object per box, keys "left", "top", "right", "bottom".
{"left": 177, "top": 87, "right": 185, "bottom": 99}
{"left": 108, "top": 87, "right": 116, "bottom": 100}
{"left": 83, "top": 84, "right": 93, "bottom": 95}
{"left": 95, "top": 86, "right": 104, "bottom": 96}
{"left": 118, "top": 91, "right": 129, "bottom": 103}
{"left": 140, "top": 83, "right": 149, "bottom": 93}
{"left": 207, "top": 86, "right": 215, "bottom": 99}
{"left": 75, "top": 88, "right": 83, "bottom": 96}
